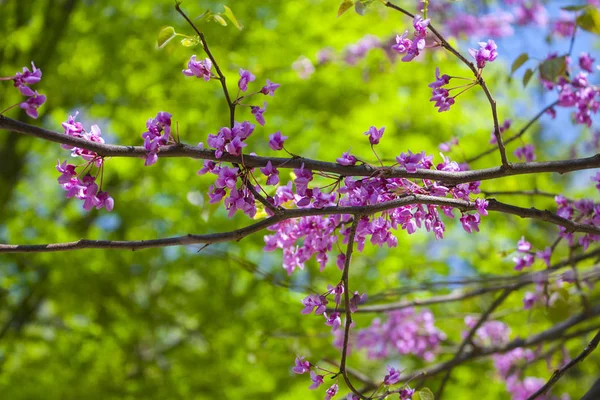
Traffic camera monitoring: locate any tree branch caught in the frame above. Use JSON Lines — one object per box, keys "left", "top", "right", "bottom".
{"left": 1, "top": 116, "right": 599, "bottom": 186}
{"left": 526, "top": 328, "right": 600, "bottom": 400}
{"left": 2, "top": 195, "right": 599, "bottom": 253}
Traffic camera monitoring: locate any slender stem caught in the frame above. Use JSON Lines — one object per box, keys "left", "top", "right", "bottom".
{"left": 385, "top": 1, "right": 508, "bottom": 167}
{"left": 339, "top": 217, "right": 365, "bottom": 399}
{"left": 467, "top": 100, "right": 559, "bottom": 164}
{"left": 526, "top": 329, "right": 600, "bottom": 400}
{"left": 175, "top": 3, "right": 236, "bottom": 127}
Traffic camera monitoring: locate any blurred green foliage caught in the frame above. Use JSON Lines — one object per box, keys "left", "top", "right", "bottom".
{"left": 0, "top": 1, "right": 598, "bottom": 399}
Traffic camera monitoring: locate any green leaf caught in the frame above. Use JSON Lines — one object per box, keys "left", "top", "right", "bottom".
{"left": 539, "top": 55, "right": 567, "bottom": 82}
{"left": 157, "top": 26, "right": 176, "bottom": 48}
{"left": 418, "top": 388, "right": 435, "bottom": 400}
{"left": 562, "top": 5, "right": 590, "bottom": 11}
{"left": 576, "top": 7, "right": 600, "bottom": 35}
{"left": 547, "top": 288, "right": 571, "bottom": 324}
{"left": 338, "top": 0, "right": 354, "bottom": 17}
{"left": 510, "top": 53, "right": 529, "bottom": 75}
{"left": 195, "top": 9, "right": 214, "bottom": 24}
{"left": 181, "top": 37, "right": 199, "bottom": 47}
{"left": 213, "top": 14, "right": 228, "bottom": 26}
{"left": 355, "top": 1, "right": 366, "bottom": 15}
{"left": 223, "top": 6, "right": 243, "bottom": 30}
{"left": 522, "top": 68, "right": 534, "bottom": 87}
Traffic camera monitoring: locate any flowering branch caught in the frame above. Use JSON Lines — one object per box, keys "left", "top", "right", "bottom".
{"left": 2, "top": 195, "right": 600, "bottom": 253}
{"left": 1, "top": 115, "right": 598, "bottom": 186}
{"left": 397, "top": 303, "right": 600, "bottom": 383}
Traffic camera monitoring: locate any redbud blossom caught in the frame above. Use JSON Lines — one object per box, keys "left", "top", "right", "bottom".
{"left": 182, "top": 55, "right": 212, "bottom": 81}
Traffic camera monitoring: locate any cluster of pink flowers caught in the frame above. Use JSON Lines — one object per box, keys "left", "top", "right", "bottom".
{"left": 555, "top": 195, "right": 600, "bottom": 250}
{"left": 348, "top": 308, "right": 446, "bottom": 361}
{"left": 141, "top": 111, "right": 173, "bottom": 166}
{"left": 542, "top": 53, "right": 599, "bottom": 127}
{"left": 56, "top": 112, "right": 113, "bottom": 211}
{"left": 428, "top": 67, "right": 453, "bottom": 112}
{"left": 1, "top": 62, "right": 46, "bottom": 118}
{"left": 392, "top": 15, "right": 430, "bottom": 62}
{"left": 301, "top": 283, "right": 366, "bottom": 332}
{"left": 512, "top": 236, "right": 551, "bottom": 272}
{"left": 262, "top": 129, "right": 487, "bottom": 275}
{"left": 466, "top": 318, "right": 570, "bottom": 400}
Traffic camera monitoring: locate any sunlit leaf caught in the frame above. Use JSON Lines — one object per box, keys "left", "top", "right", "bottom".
{"left": 338, "top": 0, "right": 354, "bottom": 17}
{"left": 213, "top": 14, "right": 228, "bottom": 26}
{"left": 157, "top": 26, "right": 176, "bottom": 48}
{"left": 510, "top": 53, "right": 529, "bottom": 75}
{"left": 539, "top": 55, "right": 567, "bottom": 82}
{"left": 577, "top": 7, "right": 600, "bottom": 35}
{"left": 522, "top": 68, "right": 534, "bottom": 87}
{"left": 223, "top": 6, "right": 243, "bottom": 30}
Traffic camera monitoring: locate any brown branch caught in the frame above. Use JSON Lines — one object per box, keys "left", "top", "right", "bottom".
{"left": 467, "top": 101, "right": 560, "bottom": 164}
{"left": 174, "top": 3, "right": 236, "bottom": 127}
{"left": 1, "top": 116, "right": 599, "bottom": 186}
{"left": 526, "top": 329, "right": 600, "bottom": 400}
{"left": 385, "top": 1, "right": 509, "bottom": 167}
{"left": 398, "top": 304, "right": 600, "bottom": 383}
{"left": 339, "top": 217, "right": 366, "bottom": 399}
{"left": 2, "top": 195, "right": 600, "bottom": 253}
{"left": 436, "top": 287, "right": 514, "bottom": 398}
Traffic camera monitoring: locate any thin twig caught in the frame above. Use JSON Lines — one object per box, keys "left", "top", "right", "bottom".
{"left": 526, "top": 328, "right": 600, "bottom": 400}
{"left": 339, "top": 217, "right": 366, "bottom": 399}
{"left": 436, "top": 287, "right": 514, "bottom": 398}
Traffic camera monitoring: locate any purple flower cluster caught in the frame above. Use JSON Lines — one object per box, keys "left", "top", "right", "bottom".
{"left": 198, "top": 161, "right": 257, "bottom": 218}
{"left": 391, "top": 15, "right": 430, "bottom": 62}
{"left": 292, "top": 356, "right": 339, "bottom": 396}
{"left": 429, "top": 67, "right": 454, "bottom": 112}
{"left": 351, "top": 308, "right": 446, "bottom": 361}
{"left": 263, "top": 142, "right": 486, "bottom": 274}
{"left": 207, "top": 120, "right": 255, "bottom": 158}
{"left": 467, "top": 318, "right": 568, "bottom": 399}
{"left": 490, "top": 119, "right": 512, "bottom": 144}
{"left": 62, "top": 112, "right": 105, "bottom": 167}
{"left": 555, "top": 195, "right": 600, "bottom": 250}
{"left": 344, "top": 35, "right": 381, "bottom": 65}
{"left": 57, "top": 113, "right": 114, "bottom": 211}
{"left": 469, "top": 39, "right": 498, "bottom": 69}
{"left": 182, "top": 56, "right": 213, "bottom": 81}
{"left": 141, "top": 112, "right": 173, "bottom": 166}
{"left": 4, "top": 62, "right": 46, "bottom": 119}
{"left": 514, "top": 144, "right": 536, "bottom": 162}
{"left": 56, "top": 164, "right": 114, "bottom": 211}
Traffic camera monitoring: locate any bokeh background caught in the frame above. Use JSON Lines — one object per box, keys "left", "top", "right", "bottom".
{"left": 0, "top": 0, "right": 599, "bottom": 399}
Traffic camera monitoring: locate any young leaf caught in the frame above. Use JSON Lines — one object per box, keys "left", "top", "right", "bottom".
{"left": 522, "top": 68, "right": 534, "bottom": 87}
{"left": 355, "top": 1, "right": 366, "bottom": 15}
{"left": 418, "top": 388, "right": 435, "bottom": 400}
{"left": 510, "top": 53, "right": 529, "bottom": 75}
{"left": 181, "top": 37, "right": 198, "bottom": 47}
{"left": 196, "top": 9, "right": 214, "bottom": 24}
{"left": 338, "top": 0, "right": 354, "bottom": 17}
{"left": 561, "top": 5, "right": 590, "bottom": 11}
{"left": 223, "top": 6, "right": 243, "bottom": 30}
{"left": 539, "top": 56, "right": 567, "bottom": 82}
{"left": 576, "top": 7, "right": 600, "bottom": 35}
{"left": 213, "top": 14, "right": 228, "bottom": 26}
{"left": 157, "top": 26, "right": 176, "bottom": 48}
